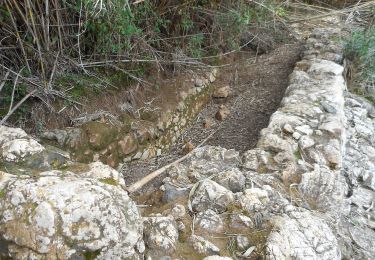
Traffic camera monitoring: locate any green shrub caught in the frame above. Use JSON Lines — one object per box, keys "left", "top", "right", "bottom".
{"left": 345, "top": 26, "right": 375, "bottom": 82}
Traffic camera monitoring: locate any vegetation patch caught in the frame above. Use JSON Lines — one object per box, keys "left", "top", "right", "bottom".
{"left": 99, "top": 178, "right": 118, "bottom": 186}
{"left": 0, "top": 0, "right": 291, "bottom": 127}
{"left": 345, "top": 26, "right": 375, "bottom": 83}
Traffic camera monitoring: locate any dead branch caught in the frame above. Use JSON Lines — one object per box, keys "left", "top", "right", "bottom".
{"left": 126, "top": 129, "right": 219, "bottom": 194}
{"left": 0, "top": 89, "right": 38, "bottom": 125}
{"left": 0, "top": 71, "right": 10, "bottom": 92}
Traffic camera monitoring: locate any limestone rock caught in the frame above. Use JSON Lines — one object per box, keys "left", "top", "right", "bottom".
{"left": 0, "top": 175, "right": 143, "bottom": 259}
{"left": 195, "top": 78, "right": 205, "bottom": 87}
{"left": 194, "top": 209, "right": 224, "bottom": 233}
{"left": 81, "top": 161, "right": 125, "bottom": 187}
{"left": 237, "top": 188, "right": 270, "bottom": 213}
{"left": 349, "top": 226, "right": 375, "bottom": 256}
{"left": 213, "top": 85, "right": 230, "bottom": 98}
{"left": 203, "top": 118, "right": 213, "bottom": 129}
{"left": 242, "top": 149, "right": 262, "bottom": 171}
{"left": 323, "top": 139, "right": 342, "bottom": 168}
{"left": 143, "top": 215, "right": 179, "bottom": 253}
{"left": 299, "top": 165, "right": 347, "bottom": 211}
{"left": 215, "top": 105, "right": 230, "bottom": 121}
{"left": 1, "top": 138, "right": 44, "bottom": 162}
{"left": 163, "top": 204, "right": 186, "bottom": 220}
{"left": 236, "top": 236, "right": 250, "bottom": 251}
{"left": 193, "top": 146, "right": 240, "bottom": 166}
{"left": 212, "top": 168, "right": 246, "bottom": 192}
{"left": 0, "top": 171, "right": 15, "bottom": 190}
{"left": 258, "top": 133, "right": 293, "bottom": 153}
{"left": 229, "top": 214, "right": 254, "bottom": 229}
{"left": 266, "top": 210, "right": 341, "bottom": 260}
{"left": 41, "top": 128, "right": 81, "bottom": 148}
{"left": 183, "top": 141, "right": 195, "bottom": 154}
{"left": 189, "top": 235, "right": 220, "bottom": 255}
{"left": 307, "top": 59, "right": 344, "bottom": 76}
{"left": 118, "top": 134, "right": 138, "bottom": 156}
{"left": 298, "top": 135, "right": 315, "bottom": 150}
{"left": 190, "top": 180, "right": 234, "bottom": 213}
{"left": 319, "top": 117, "right": 344, "bottom": 138}
{"left": 162, "top": 182, "right": 190, "bottom": 203}
{"left": 0, "top": 125, "right": 27, "bottom": 145}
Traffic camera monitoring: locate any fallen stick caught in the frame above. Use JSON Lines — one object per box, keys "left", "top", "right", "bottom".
{"left": 126, "top": 129, "right": 219, "bottom": 194}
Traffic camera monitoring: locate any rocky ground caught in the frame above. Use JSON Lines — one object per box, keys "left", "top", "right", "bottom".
{"left": 0, "top": 14, "right": 374, "bottom": 260}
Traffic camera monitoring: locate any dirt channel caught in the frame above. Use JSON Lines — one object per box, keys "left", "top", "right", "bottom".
{"left": 123, "top": 42, "right": 303, "bottom": 196}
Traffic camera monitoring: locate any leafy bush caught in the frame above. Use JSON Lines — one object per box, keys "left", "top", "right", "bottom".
{"left": 345, "top": 26, "right": 375, "bottom": 82}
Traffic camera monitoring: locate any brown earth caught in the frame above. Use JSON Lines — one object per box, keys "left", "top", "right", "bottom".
{"left": 123, "top": 42, "right": 303, "bottom": 196}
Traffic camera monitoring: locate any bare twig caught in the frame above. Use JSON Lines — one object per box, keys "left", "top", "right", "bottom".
{"left": 0, "top": 89, "right": 38, "bottom": 125}
{"left": 48, "top": 51, "right": 59, "bottom": 90}
{"left": 0, "top": 71, "right": 10, "bottom": 92}
{"left": 126, "top": 129, "right": 219, "bottom": 194}
{"left": 8, "top": 69, "right": 23, "bottom": 114}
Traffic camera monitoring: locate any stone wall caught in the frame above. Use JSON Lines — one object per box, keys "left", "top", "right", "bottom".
{"left": 41, "top": 69, "right": 217, "bottom": 167}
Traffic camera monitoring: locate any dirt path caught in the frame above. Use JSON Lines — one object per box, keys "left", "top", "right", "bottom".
{"left": 123, "top": 43, "right": 303, "bottom": 195}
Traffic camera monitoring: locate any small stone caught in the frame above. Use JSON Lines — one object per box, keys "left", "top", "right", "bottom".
{"left": 209, "top": 73, "right": 216, "bottom": 83}
{"left": 133, "top": 151, "right": 143, "bottom": 160}
{"left": 215, "top": 105, "right": 230, "bottom": 121}
{"left": 163, "top": 204, "right": 186, "bottom": 220}
{"left": 229, "top": 214, "right": 254, "bottom": 229}
{"left": 292, "top": 132, "right": 302, "bottom": 140}
{"left": 195, "top": 78, "right": 205, "bottom": 87}
{"left": 242, "top": 149, "right": 260, "bottom": 171}
{"left": 323, "top": 140, "right": 342, "bottom": 168}
{"left": 180, "top": 91, "right": 188, "bottom": 100}
{"left": 189, "top": 235, "right": 220, "bottom": 255}
{"left": 283, "top": 124, "right": 294, "bottom": 134}
{"left": 295, "top": 125, "right": 313, "bottom": 135}
{"left": 236, "top": 236, "right": 250, "bottom": 251}
{"left": 162, "top": 183, "right": 190, "bottom": 203}
{"left": 213, "top": 86, "right": 230, "bottom": 98}
{"left": 319, "top": 118, "right": 343, "bottom": 137}
{"left": 238, "top": 188, "right": 270, "bottom": 213}
{"left": 177, "top": 221, "right": 186, "bottom": 231}
{"left": 258, "top": 133, "right": 292, "bottom": 153}
{"left": 141, "top": 150, "right": 150, "bottom": 160}
{"left": 170, "top": 204, "right": 186, "bottom": 219}
{"left": 183, "top": 142, "right": 195, "bottom": 154}
{"left": 203, "top": 118, "right": 212, "bottom": 129}
{"left": 195, "top": 209, "right": 223, "bottom": 233}
{"left": 118, "top": 134, "right": 138, "bottom": 156}
{"left": 299, "top": 135, "right": 315, "bottom": 149}
{"left": 321, "top": 101, "right": 337, "bottom": 114}
{"left": 177, "top": 101, "right": 185, "bottom": 112}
